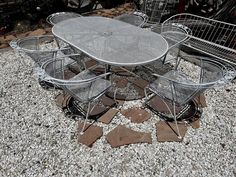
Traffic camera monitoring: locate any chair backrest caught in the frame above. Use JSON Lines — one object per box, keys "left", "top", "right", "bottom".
{"left": 46, "top": 12, "right": 82, "bottom": 25}
{"left": 162, "top": 13, "right": 236, "bottom": 65}
{"left": 139, "top": 0, "right": 168, "bottom": 24}
{"left": 178, "top": 56, "right": 235, "bottom": 88}
{"left": 160, "top": 23, "right": 191, "bottom": 49}
{"left": 10, "top": 35, "right": 73, "bottom": 66}
{"left": 40, "top": 55, "right": 110, "bottom": 86}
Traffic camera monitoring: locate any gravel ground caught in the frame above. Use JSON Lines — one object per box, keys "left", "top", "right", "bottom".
{"left": 0, "top": 48, "right": 235, "bottom": 177}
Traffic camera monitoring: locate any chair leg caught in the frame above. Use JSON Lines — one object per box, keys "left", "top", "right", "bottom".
{"left": 142, "top": 87, "right": 149, "bottom": 107}
{"left": 79, "top": 101, "right": 91, "bottom": 135}
{"left": 55, "top": 37, "right": 61, "bottom": 49}
{"left": 172, "top": 101, "right": 182, "bottom": 139}
{"left": 79, "top": 100, "right": 99, "bottom": 136}
{"left": 154, "top": 96, "right": 182, "bottom": 139}
{"left": 113, "top": 88, "right": 119, "bottom": 108}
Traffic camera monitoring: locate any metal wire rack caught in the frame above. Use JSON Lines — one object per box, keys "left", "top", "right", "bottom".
{"left": 162, "top": 13, "right": 236, "bottom": 65}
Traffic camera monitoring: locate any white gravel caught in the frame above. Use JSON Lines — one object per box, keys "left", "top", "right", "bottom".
{"left": 0, "top": 48, "right": 235, "bottom": 177}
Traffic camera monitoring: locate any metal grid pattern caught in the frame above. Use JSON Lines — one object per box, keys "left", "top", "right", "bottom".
{"left": 162, "top": 13, "right": 236, "bottom": 65}
{"left": 52, "top": 16, "right": 169, "bottom": 66}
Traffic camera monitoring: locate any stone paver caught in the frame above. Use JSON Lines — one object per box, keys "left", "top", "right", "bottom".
{"left": 156, "top": 121, "right": 188, "bottom": 142}
{"left": 121, "top": 107, "right": 151, "bottom": 123}
{"left": 98, "top": 108, "right": 119, "bottom": 124}
{"left": 114, "top": 78, "right": 128, "bottom": 88}
{"left": 106, "top": 125, "right": 152, "bottom": 148}
{"left": 55, "top": 93, "right": 71, "bottom": 108}
{"left": 78, "top": 123, "right": 103, "bottom": 147}
{"left": 190, "top": 119, "right": 200, "bottom": 129}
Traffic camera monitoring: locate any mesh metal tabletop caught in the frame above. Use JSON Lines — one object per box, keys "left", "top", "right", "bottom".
{"left": 52, "top": 16, "right": 169, "bottom": 66}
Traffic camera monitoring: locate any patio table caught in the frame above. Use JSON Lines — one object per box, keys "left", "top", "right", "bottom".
{"left": 52, "top": 16, "right": 169, "bottom": 66}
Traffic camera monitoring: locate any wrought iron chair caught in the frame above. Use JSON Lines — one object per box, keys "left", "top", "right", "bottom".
{"left": 149, "top": 22, "right": 191, "bottom": 66}
{"left": 46, "top": 11, "right": 90, "bottom": 64}
{"left": 10, "top": 35, "right": 80, "bottom": 89}
{"left": 46, "top": 12, "right": 83, "bottom": 52}
{"left": 46, "top": 12, "right": 82, "bottom": 25}
{"left": 40, "top": 55, "right": 112, "bottom": 135}
{"left": 144, "top": 55, "right": 236, "bottom": 138}
{"left": 115, "top": 0, "right": 177, "bottom": 27}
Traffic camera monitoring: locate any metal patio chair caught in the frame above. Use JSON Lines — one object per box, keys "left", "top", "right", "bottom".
{"left": 10, "top": 35, "right": 80, "bottom": 89}
{"left": 46, "top": 12, "right": 82, "bottom": 26}
{"left": 46, "top": 12, "right": 83, "bottom": 52}
{"left": 40, "top": 55, "right": 112, "bottom": 135}
{"left": 10, "top": 35, "right": 75, "bottom": 66}
{"left": 144, "top": 55, "right": 236, "bottom": 139}
{"left": 150, "top": 22, "right": 191, "bottom": 65}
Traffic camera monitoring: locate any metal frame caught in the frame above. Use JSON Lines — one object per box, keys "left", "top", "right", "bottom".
{"left": 162, "top": 13, "right": 236, "bottom": 65}
{"left": 115, "top": 0, "right": 169, "bottom": 27}
{"left": 40, "top": 55, "right": 112, "bottom": 136}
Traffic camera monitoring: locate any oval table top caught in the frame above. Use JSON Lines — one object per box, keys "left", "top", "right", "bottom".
{"left": 52, "top": 16, "right": 169, "bottom": 66}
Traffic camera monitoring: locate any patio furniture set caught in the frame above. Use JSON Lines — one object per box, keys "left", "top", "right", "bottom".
{"left": 10, "top": 0, "right": 236, "bottom": 141}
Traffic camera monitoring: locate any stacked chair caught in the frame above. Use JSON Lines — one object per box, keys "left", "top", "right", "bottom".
{"left": 115, "top": 0, "right": 178, "bottom": 27}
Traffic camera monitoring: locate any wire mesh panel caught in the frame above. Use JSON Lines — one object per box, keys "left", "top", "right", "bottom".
{"left": 10, "top": 35, "right": 80, "bottom": 89}
{"left": 162, "top": 13, "right": 236, "bottom": 65}
{"left": 41, "top": 55, "right": 112, "bottom": 102}
{"left": 160, "top": 22, "right": 191, "bottom": 49}
{"left": 141, "top": 0, "right": 168, "bottom": 24}
{"left": 115, "top": 0, "right": 174, "bottom": 27}
{"left": 115, "top": 11, "right": 148, "bottom": 27}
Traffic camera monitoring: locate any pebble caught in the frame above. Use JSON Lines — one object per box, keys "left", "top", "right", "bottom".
{"left": 0, "top": 48, "right": 235, "bottom": 176}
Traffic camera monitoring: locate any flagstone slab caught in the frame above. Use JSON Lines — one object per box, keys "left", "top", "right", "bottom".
{"left": 106, "top": 125, "right": 152, "bottom": 148}
{"left": 55, "top": 93, "right": 71, "bottom": 108}
{"left": 114, "top": 78, "right": 128, "bottom": 88}
{"left": 194, "top": 93, "right": 207, "bottom": 108}
{"left": 98, "top": 108, "right": 119, "bottom": 124}
{"left": 156, "top": 121, "right": 187, "bottom": 142}
{"left": 85, "top": 59, "right": 97, "bottom": 68}
{"left": 130, "top": 78, "right": 149, "bottom": 89}
{"left": 78, "top": 123, "right": 103, "bottom": 147}
{"left": 121, "top": 107, "right": 151, "bottom": 123}
{"left": 190, "top": 119, "right": 200, "bottom": 129}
